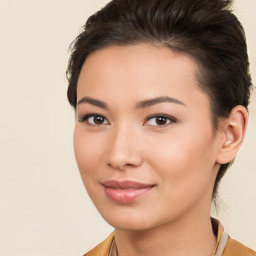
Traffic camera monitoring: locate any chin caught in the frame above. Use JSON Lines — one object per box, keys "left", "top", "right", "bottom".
{"left": 97, "top": 205, "right": 174, "bottom": 232}
{"left": 96, "top": 205, "right": 154, "bottom": 231}
{"left": 107, "top": 217, "right": 155, "bottom": 231}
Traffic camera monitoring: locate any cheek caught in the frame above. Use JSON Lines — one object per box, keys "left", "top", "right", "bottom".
{"left": 73, "top": 126, "right": 104, "bottom": 180}
{"left": 148, "top": 129, "right": 214, "bottom": 168}
{"left": 146, "top": 127, "right": 216, "bottom": 195}
{"left": 73, "top": 126, "right": 109, "bottom": 205}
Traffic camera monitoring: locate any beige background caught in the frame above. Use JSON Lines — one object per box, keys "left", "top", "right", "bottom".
{"left": 0, "top": 0, "right": 255, "bottom": 255}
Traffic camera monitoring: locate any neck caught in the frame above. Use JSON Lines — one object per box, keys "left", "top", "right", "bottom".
{"left": 114, "top": 210, "right": 217, "bottom": 256}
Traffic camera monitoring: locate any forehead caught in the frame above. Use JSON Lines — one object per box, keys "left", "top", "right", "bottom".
{"left": 77, "top": 43, "right": 209, "bottom": 109}
{"left": 79, "top": 43, "right": 198, "bottom": 83}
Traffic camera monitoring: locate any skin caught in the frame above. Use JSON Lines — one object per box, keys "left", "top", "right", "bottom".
{"left": 74, "top": 44, "right": 248, "bottom": 256}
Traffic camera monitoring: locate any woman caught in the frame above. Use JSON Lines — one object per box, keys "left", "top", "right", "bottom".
{"left": 66, "top": 0, "right": 255, "bottom": 255}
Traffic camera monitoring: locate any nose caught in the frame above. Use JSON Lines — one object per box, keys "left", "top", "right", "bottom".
{"left": 105, "top": 125, "right": 143, "bottom": 171}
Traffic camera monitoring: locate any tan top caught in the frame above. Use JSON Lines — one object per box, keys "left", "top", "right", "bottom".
{"left": 84, "top": 219, "right": 256, "bottom": 256}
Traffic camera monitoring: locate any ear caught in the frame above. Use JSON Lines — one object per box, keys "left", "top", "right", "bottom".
{"left": 216, "top": 105, "right": 248, "bottom": 165}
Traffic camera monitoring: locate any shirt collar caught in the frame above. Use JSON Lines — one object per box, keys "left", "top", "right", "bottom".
{"left": 211, "top": 217, "right": 225, "bottom": 255}
{"left": 103, "top": 218, "right": 226, "bottom": 256}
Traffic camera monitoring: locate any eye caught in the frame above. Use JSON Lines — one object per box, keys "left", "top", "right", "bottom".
{"left": 78, "top": 114, "right": 109, "bottom": 126}
{"left": 144, "top": 114, "right": 176, "bottom": 127}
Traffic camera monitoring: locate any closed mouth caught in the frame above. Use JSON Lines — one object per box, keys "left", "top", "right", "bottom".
{"left": 101, "top": 180, "right": 155, "bottom": 203}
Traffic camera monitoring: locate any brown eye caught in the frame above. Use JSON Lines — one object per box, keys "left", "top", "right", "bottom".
{"left": 87, "top": 115, "right": 108, "bottom": 125}
{"left": 155, "top": 116, "right": 168, "bottom": 125}
{"left": 93, "top": 116, "right": 105, "bottom": 125}
{"left": 79, "top": 114, "right": 109, "bottom": 125}
{"left": 145, "top": 114, "right": 176, "bottom": 127}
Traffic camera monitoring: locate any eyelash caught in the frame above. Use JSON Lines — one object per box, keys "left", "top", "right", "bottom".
{"left": 144, "top": 114, "right": 177, "bottom": 127}
{"left": 78, "top": 113, "right": 177, "bottom": 127}
{"left": 78, "top": 113, "right": 108, "bottom": 125}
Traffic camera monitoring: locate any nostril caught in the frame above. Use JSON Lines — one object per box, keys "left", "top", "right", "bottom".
{"left": 107, "top": 154, "right": 143, "bottom": 171}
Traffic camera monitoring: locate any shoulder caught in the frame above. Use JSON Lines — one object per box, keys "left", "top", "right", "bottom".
{"left": 83, "top": 233, "right": 115, "bottom": 256}
{"left": 223, "top": 237, "right": 256, "bottom": 256}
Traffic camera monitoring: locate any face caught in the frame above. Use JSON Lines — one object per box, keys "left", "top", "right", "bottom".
{"left": 74, "top": 44, "right": 222, "bottom": 231}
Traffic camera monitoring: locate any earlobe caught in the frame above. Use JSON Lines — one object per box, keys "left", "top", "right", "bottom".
{"left": 216, "top": 105, "right": 248, "bottom": 165}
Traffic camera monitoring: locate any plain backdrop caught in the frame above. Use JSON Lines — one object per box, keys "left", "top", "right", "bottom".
{"left": 0, "top": 0, "right": 255, "bottom": 255}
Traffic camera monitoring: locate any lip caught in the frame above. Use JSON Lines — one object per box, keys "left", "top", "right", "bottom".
{"left": 101, "top": 180, "right": 155, "bottom": 203}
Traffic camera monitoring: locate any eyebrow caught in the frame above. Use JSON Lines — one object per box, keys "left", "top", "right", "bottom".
{"left": 77, "top": 96, "right": 186, "bottom": 109}
{"left": 77, "top": 96, "right": 108, "bottom": 109}
{"left": 136, "top": 96, "right": 187, "bottom": 108}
